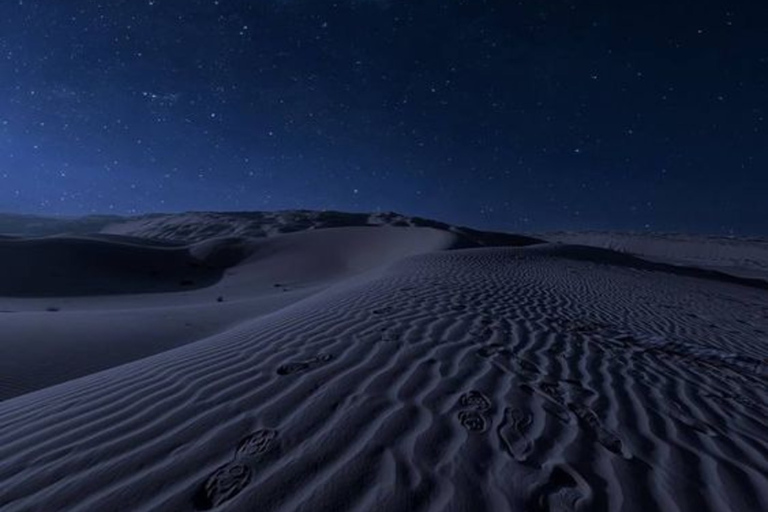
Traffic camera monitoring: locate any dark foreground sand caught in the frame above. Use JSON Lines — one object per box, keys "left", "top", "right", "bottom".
{"left": 1, "top": 217, "right": 767, "bottom": 512}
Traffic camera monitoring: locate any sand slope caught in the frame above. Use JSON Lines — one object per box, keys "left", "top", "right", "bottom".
{"left": 1, "top": 237, "right": 768, "bottom": 511}
{"left": 0, "top": 227, "right": 460, "bottom": 401}
{"left": 540, "top": 231, "right": 768, "bottom": 281}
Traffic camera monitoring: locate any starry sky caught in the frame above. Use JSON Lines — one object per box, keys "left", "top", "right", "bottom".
{"left": 0, "top": 0, "right": 766, "bottom": 234}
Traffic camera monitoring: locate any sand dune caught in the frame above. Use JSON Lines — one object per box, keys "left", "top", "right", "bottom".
{"left": 0, "top": 211, "right": 542, "bottom": 248}
{"left": 1, "top": 218, "right": 767, "bottom": 511}
{"left": 99, "top": 210, "right": 541, "bottom": 248}
{"left": 0, "top": 236, "right": 225, "bottom": 297}
{"left": 0, "top": 213, "right": 123, "bottom": 238}
{"left": 540, "top": 231, "right": 768, "bottom": 281}
{"left": 0, "top": 227, "right": 461, "bottom": 401}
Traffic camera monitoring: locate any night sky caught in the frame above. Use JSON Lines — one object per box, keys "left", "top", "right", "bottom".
{"left": 0, "top": 1, "right": 766, "bottom": 234}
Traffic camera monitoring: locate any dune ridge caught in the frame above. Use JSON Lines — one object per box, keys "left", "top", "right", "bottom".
{"left": 0, "top": 227, "right": 463, "bottom": 401}
{"left": 0, "top": 210, "right": 542, "bottom": 248}
{"left": 1, "top": 238, "right": 767, "bottom": 511}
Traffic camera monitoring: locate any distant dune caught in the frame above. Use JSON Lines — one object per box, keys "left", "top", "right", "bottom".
{"left": 0, "top": 212, "right": 767, "bottom": 511}
{"left": 540, "top": 231, "right": 768, "bottom": 281}
{"left": 0, "top": 210, "right": 542, "bottom": 247}
{"left": 0, "top": 213, "right": 124, "bottom": 237}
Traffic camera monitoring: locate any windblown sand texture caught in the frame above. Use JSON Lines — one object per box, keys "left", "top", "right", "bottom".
{"left": 1, "top": 213, "right": 767, "bottom": 512}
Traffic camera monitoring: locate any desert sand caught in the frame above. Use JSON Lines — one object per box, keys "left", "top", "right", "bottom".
{"left": 0, "top": 212, "right": 767, "bottom": 511}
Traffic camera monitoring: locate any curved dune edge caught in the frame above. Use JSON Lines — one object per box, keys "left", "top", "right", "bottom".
{"left": 0, "top": 227, "right": 464, "bottom": 401}
{"left": 1, "top": 246, "right": 768, "bottom": 511}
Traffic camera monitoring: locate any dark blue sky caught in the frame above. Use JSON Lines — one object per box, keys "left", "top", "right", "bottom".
{"left": 0, "top": 1, "right": 766, "bottom": 233}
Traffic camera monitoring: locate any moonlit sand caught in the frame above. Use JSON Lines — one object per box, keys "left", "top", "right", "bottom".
{"left": 1, "top": 212, "right": 767, "bottom": 511}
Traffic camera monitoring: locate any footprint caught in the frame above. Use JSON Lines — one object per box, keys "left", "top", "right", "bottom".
{"left": 498, "top": 407, "right": 533, "bottom": 462}
{"left": 458, "top": 410, "right": 488, "bottom": 433}
{"left": 459, "top": 390, "right": 492, "bottom": 411}
{"left": 516, "top": 358, "right": 541, "bottom": 375}
{"left": 236, "top": 429, "right": 278, "bottom": 458}
{"left": 519, "top": 383, "right": 572, "bottom": 424}
{"left": 528, "top": 465, "right": 590, "bottom": 512}
{"left": 195, "top": 462, "right": 252, "bottom": 510}
{"left": 276, "top": 361, "right": 311, "bottom": 375}
{"left": 277, "top": 354, "right": 333, "bottom": 376}
{"left": 560, "top": 381, "right": 597, "bottom": 401}
{"left": 568, "top": 402, "right": 629, "bottom": 458}
{"left": 477, "top": 343, "right": 509, "bottom": 358}
{"left": 541, "top": 400, "right": 572, "bottom": 424}
{"left": 538, "top": 382, "right": 566, "bottom": 404}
